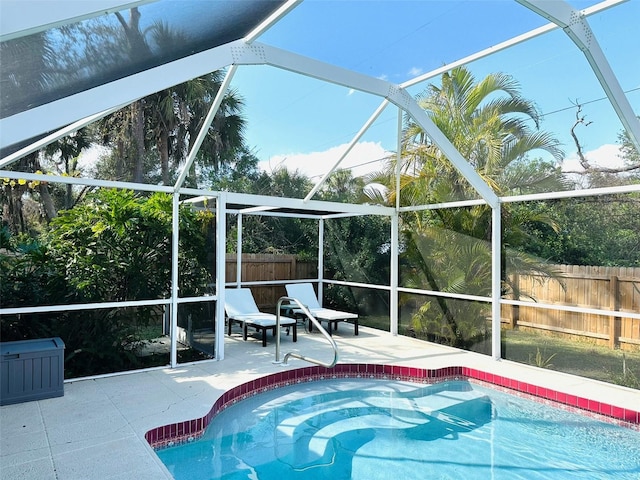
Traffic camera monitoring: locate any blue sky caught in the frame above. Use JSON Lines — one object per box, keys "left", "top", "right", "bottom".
{"left": 230, "top": 0, "right": 639, "bottom": 180}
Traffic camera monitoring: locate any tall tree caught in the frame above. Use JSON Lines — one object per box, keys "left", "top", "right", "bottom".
{"left": 44, "top": 130, "right": 92, "bottom": 210}
{"left": 370, "top": 67, "right": 565, "bottom": 348}
{"left": 0, "top": 30, "right": 73, "bottom": 232}
{"left": 94, "top": 70, "right": 246, "bottom": 187}
{"left": 91, "top": 18, "right": 248, "bottom": 187}
{"left": 397, "top": 66, "right": 565, "bottom": 205}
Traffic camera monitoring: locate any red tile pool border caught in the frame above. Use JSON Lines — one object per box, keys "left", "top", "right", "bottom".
{"left": 145, "top": 363, "right": 640, "bottom": 449}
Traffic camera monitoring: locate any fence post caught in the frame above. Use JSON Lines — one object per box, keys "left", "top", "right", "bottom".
{"left": 511, "top": 272, "right": 519, "bottom": 328}
{"left": 609, "top": 275, "right": 620, "bottom": 349}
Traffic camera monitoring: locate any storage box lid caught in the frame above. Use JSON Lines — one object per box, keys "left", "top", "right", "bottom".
{"left": 1, "top": 337, "right": 65, "bottom": 355}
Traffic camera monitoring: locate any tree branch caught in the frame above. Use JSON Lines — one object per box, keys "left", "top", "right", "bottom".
{"left": 568, "top": 103, "right": 640, "bottom": 174}
{"left": 570, "top": 103, "right": 592, "bottom": 170}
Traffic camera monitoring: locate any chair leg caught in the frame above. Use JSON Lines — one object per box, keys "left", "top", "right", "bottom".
{"left": 243, "top": 323, "right": 248, "bottom": 341}
{"left": 293, "top": 323, "right": 297, "bottom": 342}
{"left": 354, "top": 319, "right": 359, "bottom": 335}
{"left": 262, "top": 328, "right": 267, "bottom": 347}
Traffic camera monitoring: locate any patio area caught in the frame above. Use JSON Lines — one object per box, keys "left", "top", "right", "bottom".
{"left": 2, "top": 2, "right": 639, "bottom": 478}
{"left": 2, "top": 325, "right": 639, "bottom": 480}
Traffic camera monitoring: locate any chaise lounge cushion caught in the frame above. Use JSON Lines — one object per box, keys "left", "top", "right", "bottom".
{"left": 224, "top": 288, "right": 297, "bottom": 346}
{"left": 285, "top": 283, "right": 358, "bottom": 335}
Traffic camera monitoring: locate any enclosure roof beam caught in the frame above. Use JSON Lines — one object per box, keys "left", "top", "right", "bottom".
{"left": 0, "top": 104, "right": 123, "bottom": 168}
{"left": 244, "top": 0, "right": 301, "bottom": 44}
{"left": 0, "top": 169, "right": 173, "bottom": 194}
{"left": 303, "top": 100, "right": 391, "bottom": 202}
{"left": 224, "top": 190, "right": 395, "bottom": 216}
{"left": 501, "top": 182, "right": 640, "bottom": 203}
{"left": 238, "top": 206, "right": 278, "bottom": 214}
{"left": 517, "top": 0, "right": 640, "bottom": 153}
{"left": 0, "top": 39, "right": 241, "bottom": 151}
{"left": 184, "top": 192, "right": 391, "bottom": 216}
{"left": 239, "top": 43, "right": 499, "bottom": 207}
{"left": 401, "top": 0, "right": 624, "bottom": 89}
{"left": 226, "top": 210, "right": 322, "bottom": 220}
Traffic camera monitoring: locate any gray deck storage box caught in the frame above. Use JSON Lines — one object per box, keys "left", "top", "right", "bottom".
{"left": 1, "top": 337, "right": 65, "bottom": 405}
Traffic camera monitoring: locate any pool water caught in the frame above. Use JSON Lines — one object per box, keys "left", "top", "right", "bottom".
{"left": 157, "top": 379, "right": 640, "bottom": 479}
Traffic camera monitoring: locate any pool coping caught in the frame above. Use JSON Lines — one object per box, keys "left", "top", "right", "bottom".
{"left": 145, "top": 363, "right": 640, "bottom": 449}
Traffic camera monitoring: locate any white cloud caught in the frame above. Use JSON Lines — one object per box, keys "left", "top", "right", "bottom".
{"left": 561, "top": 143, "right": 624, "bottom": 172}
{"left": 408, "top": 66, "right": 423, "bottom": 77}
{"left": 347, "top": 88, "right": 355, "bottom": 96}
{"left": 258, "top": 141, "right": 391, "bottom": 180}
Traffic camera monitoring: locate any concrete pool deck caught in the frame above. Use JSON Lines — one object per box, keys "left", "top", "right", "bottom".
{"left": 2, "top": 325, "right": 639, "bottom": 479}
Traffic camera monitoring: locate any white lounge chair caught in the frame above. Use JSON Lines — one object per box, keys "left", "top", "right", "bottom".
{"left": 285, "top": 283, "right": 359, "bottom": 336}
{"left": 224, "top": 288, "right": 297, "bottom": 347}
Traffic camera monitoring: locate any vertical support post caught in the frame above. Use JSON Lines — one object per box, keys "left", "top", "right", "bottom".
{"left": 170, "top": 193, "right": 180, "bottom": 368}
{"left": 491, "top": 204, "right": 502, "bottom": 360}
{"left": 236, "top": 213, "right": 242, "bottom": 287}
{"left": 318, "top": 218, "right": 324, "bottom": 306}
{"left": 391, "top": 106, "right": 402, "bottom": 335}
{"left": 390, "top": 212, "right": 399, "bottom": 336}
{"left": 609, "top": 275, "right": 620, "bottom": 350}
{"left": 215, "top": 193, "right": 227, "bottom": 360}
{"left": 395, "top": 107, "right": 402, "bottom": 211}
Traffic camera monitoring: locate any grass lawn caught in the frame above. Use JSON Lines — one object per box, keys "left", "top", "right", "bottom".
{"left": 361, "top": 316, "right": 639, "bottom": 389}
{"left": 503, "top": 329, "right": 640, "bottom": 389}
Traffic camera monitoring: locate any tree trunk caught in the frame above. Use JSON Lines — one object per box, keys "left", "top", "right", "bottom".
{"left": 159, "top": 130, "right": 170, "bottom": 185}
{"left": 39, "top": 184, "right": 57, "bottom": 220}
{"left": 4, "top": 186, "right": 25, "bottom": 234}
{"left": 131, "top": 101, "right": 145, "bottom": 183}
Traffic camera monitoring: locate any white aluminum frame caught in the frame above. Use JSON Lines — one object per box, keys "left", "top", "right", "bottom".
{"left": 517, "top": 0, "right": 640, "bottom": 152}
{"left": 1, "top": 0, "right": 638, "bottom": 369}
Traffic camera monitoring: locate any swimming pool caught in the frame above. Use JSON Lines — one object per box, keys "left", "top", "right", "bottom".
{"left": 156, "top": 377, "right": 640, "bottom": 479}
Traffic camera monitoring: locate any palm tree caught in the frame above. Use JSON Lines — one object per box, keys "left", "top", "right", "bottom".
{"left": 0, "top": 32, "right": 69, "bottom": 231}
{"left": 45, "top": 130, "right": 92, "bottom": 210}
{"left": 143, "top": 70, "right": 246, "bottom": 186}
{"left": 183, "top": 81, "right": 246, "bottom": 187}
{"left": 91, "top": 17, "right": 247, "bottom": 186}
{"left": 400, "top": 66, "right": 565, "bottom": 205}
{"left": 371, "top": 66, "right": 566, "bottom": 349}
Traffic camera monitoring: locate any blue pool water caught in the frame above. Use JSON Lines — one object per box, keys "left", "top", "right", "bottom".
{"left": 157, "top": 379, "right": 640, "bottom": 479}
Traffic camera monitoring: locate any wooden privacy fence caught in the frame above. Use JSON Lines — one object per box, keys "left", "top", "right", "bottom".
{"left": 225, "top": 256, "right": 639, "bottom": 349}
{"left": 225, "top": 254, "right": 316, "bottom": 312}
{"left": 503, "top": 265, "right": 640, "bottom": 350}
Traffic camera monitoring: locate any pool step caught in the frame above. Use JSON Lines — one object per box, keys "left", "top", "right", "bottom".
{"left": 273, "top": 386, "right": 492, "bottom": 468}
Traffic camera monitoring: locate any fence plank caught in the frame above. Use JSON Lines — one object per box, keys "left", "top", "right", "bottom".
{"left": 224, "top": 257, "right": 639, "bottom": 348}
{"left": 610, "top": 275, "right": 619, "bottom": 349}
{"left": 225, "top": 254, "right": 316, "bottom": 310}
{"left": 509, "top": 265, "right": 640, "bottom": 350}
